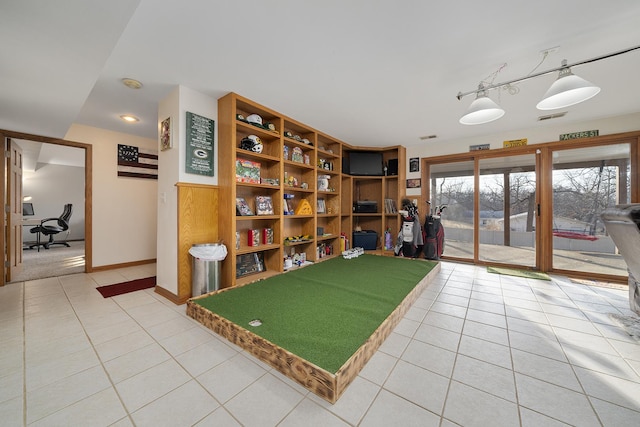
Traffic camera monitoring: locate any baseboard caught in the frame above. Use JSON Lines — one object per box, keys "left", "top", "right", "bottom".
{"left": 90, "top": 258, "right": 156, "bottom": 272}
{"left": 155, "top": 285, "right": 188, "bottom": 305}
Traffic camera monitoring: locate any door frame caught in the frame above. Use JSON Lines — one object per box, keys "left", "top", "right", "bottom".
{"left": 420, "top": 130, "right": 640, "bottom": 283}
{"left": 1, "top": 129, "right": 92, "bottom": 286}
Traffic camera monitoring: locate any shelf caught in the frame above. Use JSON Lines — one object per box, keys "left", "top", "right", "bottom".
{"left": 235, "top": 149, "right": 280, "bottom": 163}
{"left": 219, "top": 92, "right": 403, "bottom": 289}
{"left": 235, "top": 215, "right": 280, "bottom": 221}
{"left": 284, "top": 137, "right": 315, "bottom": 152}
{"left": 317, "top": 168, "right": 339, "bottom": 176}
{"left": 284, "top": 159, "right": 314, "bottom": 169}
{"left": 284, "top": 240, "right": 313, "bottom": 247}
{"left": 317, "top": 234, "right": 337, "bottom": 241}
{"left": 236, "top": 270, "right": 281, "bottom": 287}
{"left": 236, "top": 120, "right": 281, "bottom": 139}
{"left": 317, "top": 147, "right": 339, "bottom": 158}
{"left": 282, "top": 187, "right": 314, "bottom": 194}
{"left": 237, "top": 243, "right": 280, "bottom": 255}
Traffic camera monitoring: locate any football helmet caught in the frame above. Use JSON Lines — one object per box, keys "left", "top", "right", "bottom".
{"left": 240, "top": 135, "right": 263, "bottom": 153}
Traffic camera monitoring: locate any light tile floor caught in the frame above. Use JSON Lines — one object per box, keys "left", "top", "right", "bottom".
{"left": 1, "top": 261, "right": 640, "bottom": 426}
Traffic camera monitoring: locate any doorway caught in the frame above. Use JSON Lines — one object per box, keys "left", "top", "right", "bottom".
{"left": 423, "top": 131, "right": 640, "bottom": 282}
{"left": 1, "top": 130, "right": 92, "bottom": 286}
{"left": 549, "top": 143, "right": 631, "bottom": 276}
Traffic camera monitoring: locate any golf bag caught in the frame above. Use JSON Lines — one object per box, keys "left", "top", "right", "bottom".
{"left": 394, "top": 199, "right": 423, "bottom": 257}
{"left": 423, "top": 204, "right": 446, "bottom": 260}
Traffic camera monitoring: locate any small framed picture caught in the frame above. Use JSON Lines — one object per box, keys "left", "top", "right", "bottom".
{"left": 406, "top": 178, "right": 421, "bottom": 188}
{"left": 235, "top": 197, "right": 254, "bottom": 216}
{"left": 255, "top": 195, "right": 274, "bottom": 215}
{"left": 409, "top": 157, "right": 419, "bottom": 172}
{"left": 160, "top": 117, "right": 172, "bottom": 151}
{"left": 317, "top": 198, "right": 326, "bottom": 214}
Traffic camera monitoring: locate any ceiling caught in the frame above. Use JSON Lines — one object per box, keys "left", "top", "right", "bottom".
{"left": 2, "top": 1, "right": 640, "bottom": 155}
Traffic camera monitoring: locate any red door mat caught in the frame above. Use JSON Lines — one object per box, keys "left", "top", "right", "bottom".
{"left": 96, "top": 277, "right": 156, "bottom": 298}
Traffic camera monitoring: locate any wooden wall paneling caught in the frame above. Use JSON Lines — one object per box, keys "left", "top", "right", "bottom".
{"left": 177, "top": 182, "right": 219, "bottom": 300}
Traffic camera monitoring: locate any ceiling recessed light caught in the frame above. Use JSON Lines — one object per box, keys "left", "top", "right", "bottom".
{"left": 121, "top": 78, "right": 143, "bottom": 89}
{"left": 120, "top": 114, "right": 139, "bottom": 123}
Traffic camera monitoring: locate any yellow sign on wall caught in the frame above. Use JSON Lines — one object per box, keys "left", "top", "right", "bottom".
{"left": 503, "top": 138, "right": 528, "bottom": 148}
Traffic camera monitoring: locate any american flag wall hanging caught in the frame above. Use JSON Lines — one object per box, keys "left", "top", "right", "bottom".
{"left": 117, "top": 144, "right": 158, "bottom": 180}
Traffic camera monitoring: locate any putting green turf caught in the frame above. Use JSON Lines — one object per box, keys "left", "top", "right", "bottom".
{"left": 194, "top": 255, "right": 436, "bottom": 372}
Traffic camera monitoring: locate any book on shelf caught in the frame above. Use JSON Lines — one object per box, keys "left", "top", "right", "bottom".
{"left": 235, "top": 157, "right": 261, "bottom": 184}
{"left": 262, "top": 228, "right": 273, "bottom": 245}
{"left": 255, "top": 195, "right": 274, "bottom": 215}
{"left": 248, "top": 229, "right": 260, "bottom": 246}
{"left": 317, "top": 198, "right": 326, "bottom": 214}
{"left": 283, "top": 193, "right": 295, "bottom": 215}
{"left": 236, "top": 197, "right": 254, "bottom": 216}
{"left": 236, "top": 252, "right": 265, "bottom": 278}
{"left": 384, "top": 198, "right": 398, "bottom": 214}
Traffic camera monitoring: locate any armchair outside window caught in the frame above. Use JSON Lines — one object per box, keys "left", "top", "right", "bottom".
{"left": 29, "top": 204, "right": 73, "bottom": 251}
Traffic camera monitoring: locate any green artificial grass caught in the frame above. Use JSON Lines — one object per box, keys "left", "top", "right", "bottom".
{"left": 194, "top": 255, "right": 436, "bottom": 373}
{"left": 487, "top": 266, "right": 551, "bottom": 281}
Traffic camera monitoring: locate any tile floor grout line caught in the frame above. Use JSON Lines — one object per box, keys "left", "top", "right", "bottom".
{"left": 534, "top": 276, "right": 606, "bottom": 426}
{"left": 438, "top": 264, "right": 474, "bottom": 426}
{"left": 59, "top": 274, "right": 137, "bottom": 426}
{"left": 109, "top": 290, "right": 257, "bottom": 423}
{"left": 497, "top": 272, "right": 525, "bottom": 427}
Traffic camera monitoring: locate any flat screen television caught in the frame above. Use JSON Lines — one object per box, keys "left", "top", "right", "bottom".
{"left": 348, "top": 151, "right": 384, "bottom": 176}
{"left": 23, "top": 202, "right": 34, "bottom": 216}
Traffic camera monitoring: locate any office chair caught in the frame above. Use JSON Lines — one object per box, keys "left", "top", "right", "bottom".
{"left": 29, "top": 204, "right": 73, "bottom": 251}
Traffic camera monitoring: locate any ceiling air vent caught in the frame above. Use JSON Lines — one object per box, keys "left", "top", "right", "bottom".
{"left": 419, "top": 135, "right": 438, "bottom": 140}
{"left": 538, "top": 112, "right": 567, "bottom": 121}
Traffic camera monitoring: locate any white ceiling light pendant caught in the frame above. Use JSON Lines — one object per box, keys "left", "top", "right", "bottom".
{"left": 536, "top": 60, "right": 600, "bottom": 110}
{"left": 459, "top": 84, "right": 505, "bottom": 125}
{"left": 456, "top": 45, "right": 640, "bottom": 124}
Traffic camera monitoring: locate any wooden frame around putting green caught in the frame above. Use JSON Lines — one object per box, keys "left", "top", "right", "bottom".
{"left": 186, "top": 261, "right": 440, "bottom": 403}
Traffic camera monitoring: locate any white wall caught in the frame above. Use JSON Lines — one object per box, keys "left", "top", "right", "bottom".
{"left": 22, "top": 163, "right": 85, "bottom": 243}
{"left": 156, "top": 85, "right": 218, "bottom": 296}
{"left": 404, "top": 112, "right": 640, "bottom": 196}
{"left": 64, "top": 124, "right": 158, "bottom": 268}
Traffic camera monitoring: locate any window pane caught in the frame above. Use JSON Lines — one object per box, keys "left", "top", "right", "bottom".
{"left": 552, "top": 143, "right": 630, "bottom": 275}
{"left": 430, "top": 161, "right": 475, "bottom": 260}
{"left": 478, "top": 154, "right": 536, "bottom": 267}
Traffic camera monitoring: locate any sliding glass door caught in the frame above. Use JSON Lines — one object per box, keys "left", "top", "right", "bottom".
{"left": 478, "top": 154, "right": 537, "bottom": 267}
{"left": 429, "top": 161, "right": 475, "bottom": 261}
{"left": 551, "top": 143, "right": 630, "bottom": 276}
{"left": 424, "top": 133, "right": 638, "bottom": 281}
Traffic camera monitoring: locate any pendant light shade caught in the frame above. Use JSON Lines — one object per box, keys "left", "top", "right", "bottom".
{"left": 536, "top": 61, "right": 600, "bottom": 110}
{"left": 459, "top": 87, "right": 505, "bottom": 125}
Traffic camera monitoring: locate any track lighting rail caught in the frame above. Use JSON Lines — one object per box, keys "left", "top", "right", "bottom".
{"left": 456, "top": 45, "right": 640, "bottom": 100}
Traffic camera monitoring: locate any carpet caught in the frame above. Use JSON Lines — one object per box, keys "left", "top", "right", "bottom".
{"left": 12, "top": 240, "right": 85, "bottom": 282}
{"left": 97, "top": 276, "right": 156, "bottom": 298}
{"left": 187, "top": 254, "right": 439, "bottom": 402}
{"left": 487, "top": 266, "right": 551, "bottom": 281}
{"left": 609, "top": 313, "right": 640, "bottom": 341}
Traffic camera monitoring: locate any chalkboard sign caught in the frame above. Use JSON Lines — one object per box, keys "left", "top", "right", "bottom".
{"left": 185, "top": 111, "right": 214, "bottom": 176}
